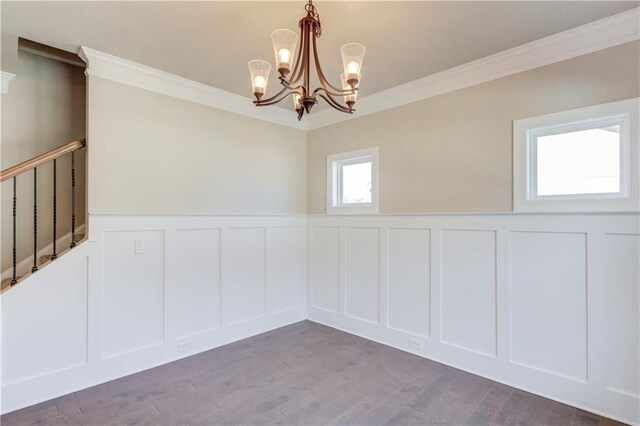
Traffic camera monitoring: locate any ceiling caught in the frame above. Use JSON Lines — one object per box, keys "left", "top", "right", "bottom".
{"left": 2, "top": 1, "right": 638, "bottom": 107}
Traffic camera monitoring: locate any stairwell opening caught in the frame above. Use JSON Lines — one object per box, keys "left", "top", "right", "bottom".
{"left": 1, "top": 39, "right": 87, "bottom": 288}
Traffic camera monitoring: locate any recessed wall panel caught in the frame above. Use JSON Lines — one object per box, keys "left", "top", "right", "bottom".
{"left": 387, "top": 228, "right": 430, "bottom": 337}
{"left": 2, "top": 256, "right": 88, "bottom": 384}
{"left": 102, "top": 230, "right": 164, "bottom": 358}
{"left": 509, "top": 231, "right": 587, "bottom": 381}
{"left": 441, "top": 230, "right": 496, "bottom": 356}
{"left": 346, "top": 227, "right": 380, "bottom": 323}
{"left": 311, "top": 227, "right": 340, "bottom": 312}
{"left": 604, "top": 234, "right": 639, "bottom": 397}
{"left": 225, "top": 228, "right": 266, "bottom": 325}
{"left": 267, "top": 227, "right": 303, "bottom": 313}
{"left": 172, "top": 229, "right": 221, "bottom": 338}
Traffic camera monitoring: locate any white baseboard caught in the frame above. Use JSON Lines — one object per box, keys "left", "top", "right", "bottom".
{"left": 2, "top": 212, "right": 638, "bottom": 424}
{"left": 1, "top": 214, "right": 307, "bottom": 414}
{"left": 307, "top": 213, "right": 640, "bottom": 425}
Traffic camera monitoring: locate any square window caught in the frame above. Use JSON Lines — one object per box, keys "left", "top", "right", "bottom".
{"left": 339, "top": 159, "right": 372, "bottom": 205}
{"left": 513, "top": 98, "right": 639, "bottom": 212}
{"left": 535, "top": 124, "right": 621, "bottom": 196}
{"left": 327, "top": 148, "right": 378, "bottom": 214}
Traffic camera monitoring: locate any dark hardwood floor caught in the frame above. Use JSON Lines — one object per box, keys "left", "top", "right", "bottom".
{"left": 1, "top": 321, "right": 623, "bottom": 425}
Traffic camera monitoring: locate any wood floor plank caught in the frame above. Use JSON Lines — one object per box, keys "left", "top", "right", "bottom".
{"left": 1, "top": 321, "right": 624, "bottom": 426}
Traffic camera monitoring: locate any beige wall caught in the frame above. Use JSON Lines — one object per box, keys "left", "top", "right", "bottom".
{"left": 307, "top": 41, "right": 640, "bottom": 214}
{"left": 1, "top": 50, "right": 86, "bottom": 271}
{"left": 87, "top": 77, "right": 307, "bottom": 215}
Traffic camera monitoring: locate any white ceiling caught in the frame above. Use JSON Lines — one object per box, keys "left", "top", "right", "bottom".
{"left": 2, "top": 1, "right": 638, "bottom": 104}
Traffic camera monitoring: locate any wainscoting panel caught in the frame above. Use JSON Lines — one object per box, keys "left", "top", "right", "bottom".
{"left": 310, "top": 226, "right": 341, "bottom": 313}
{"left": 307, "top": 213, "right": 639, "bottom": 425}
{"left": 1, "top": 251, "right": 90, "bottom": 385}
{"left": 509, "top": 231, "right": 587, "bottom": 382}
{"left": 1, "top": 214, "right": 306, "bottom": 415}
{"left": 266, "top": 227, "right": 304, "bottom": 314}
{"left": 440, "top": 229, "right": 496, "bottom": 357}
{"left": 171, "top": 229, "right": 221, "bottom": 339}
{"left": 102, "top": 230, "right": 165, "bottom": 358}
{"left": 224, "top": 228, "right": 266, "bottom": 325}
{"left": 2, "top": 213, "right": 638, "bottom": 424}
{"left": 345, "top": 227, "right": 380, "bottom": 324}
{"left": 603, "top": 233, "right": 640, "bottom": 398}
{"left": 387, "top": 228, "right": 431, "bottom": 338}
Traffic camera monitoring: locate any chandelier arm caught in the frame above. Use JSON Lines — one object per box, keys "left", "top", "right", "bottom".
{"left": 255, "top": 89, "right": 295, "bottom": 106}
{"left": 254, "top": 86, "right": 289, "bottom": 104}
{"left": 311, "top": 30, "right": 347, "bottom": 93}
{"left": 317, "top": 93, "right": 353, "bottom": 113}
{"left": 312, "top": 85, "right": 357, "bottom": 98}
{"left": 287, "top": 19, "right": 305, "bottom": 83}
{"left": 303, "top": 20, "right": 312, "bottom": 98}
{"left": 288, "top": 20, "right": 308, "bottom": 86}
{"left": 278, "top": 77, "right": 304, "bottom": 92}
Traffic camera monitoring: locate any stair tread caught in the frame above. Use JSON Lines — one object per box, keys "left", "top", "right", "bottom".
{"left": 1, "top": 277, "right": 21, "bottom": 291}
{"left": 3, "top": 235, "right": 88, "bottom": 293}
{"left": 39, "top": 234, "right": 86, "bottom": 264}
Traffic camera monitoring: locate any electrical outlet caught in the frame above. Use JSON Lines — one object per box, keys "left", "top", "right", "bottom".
{"left": 408, "top": 337, "right": 422, "bottom": 351}
{"left": 177, "top": 341, "right": 192, "bottom": 353}
{"left": 134, "top": 239, "right": 146, "bottom": 254}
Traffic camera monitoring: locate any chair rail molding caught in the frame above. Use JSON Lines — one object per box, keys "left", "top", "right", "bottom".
{"left": 1, "top": 213, "right": 307, "bottom": 415}
{"left": 1, "top": 71, "right": 16, "bottom": 94}
{"left": 306, "top": 7, "right": 640, "bottom": 130}
{"left": 308, "top": 212, "right": 640, "bottom": 424}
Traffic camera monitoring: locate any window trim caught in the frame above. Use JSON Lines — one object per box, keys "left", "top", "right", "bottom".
{"left": 327, "top": 147, "right": 379, "bottom": 214}
{"left": 513, "top": 98, "right": 639, "bottom": 212}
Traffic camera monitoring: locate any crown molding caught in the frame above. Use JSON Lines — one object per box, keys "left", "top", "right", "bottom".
{"left": 77, "top": 8, "right": 639, "bottom": 132}
{"left": 78, "top": 47, "right": 305, "bottom": 130}
{"left": 306, "top": 7, "right": 640, "bottom": 130}
{"left": 1, "top": 71, "right": 16, "bottom": 95}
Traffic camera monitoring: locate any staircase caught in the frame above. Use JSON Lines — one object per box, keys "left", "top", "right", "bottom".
{"left": 1, "top": 139, "right": 87, "bottom": 292}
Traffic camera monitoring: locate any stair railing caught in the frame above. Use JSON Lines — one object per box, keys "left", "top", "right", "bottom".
{"left": 1, "top": 138, "right": 86, "bottom": 286}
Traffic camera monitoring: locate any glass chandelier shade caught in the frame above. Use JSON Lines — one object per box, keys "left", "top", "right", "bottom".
{"left": 271, "top": 29, "right": 298, "bottom": 77}
{"left": 340, "top": 43, "right": 366, "bottom": 87}
{"left": 247, "top": 0, "right": 365, "bottom": 120}
{"left": 247, "top": 60, "right": 272, "bottom": 100}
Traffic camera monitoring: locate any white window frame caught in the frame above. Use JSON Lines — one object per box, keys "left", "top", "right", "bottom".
{"left": 513, "top": 98, "right": 639, "bottom": 212}
{"left": 327, "top": 147, "right": 379, "bottom": 214}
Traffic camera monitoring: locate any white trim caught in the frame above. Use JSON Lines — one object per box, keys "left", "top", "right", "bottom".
{"left": 78, "top": 47, "right": 305, "bottom": 131}
{"left": 76, "top": 8, "right": 638, "bottom": 132}
{"left": 1, "top": 71, "right": 16, "bottom": 94}
{"left": 1, "top": 224, "right": 87, "bottom": 282}
{"left": 306, "top": 8, "right": 640, "bottom": 130}
{"left": 326, "top": 147, "right": 379, "bottom": 214}
{"left": 513, "top": 98, "right": 640, "bottom": 213}
{"left": 308, "top": 212, "right": 640, "bottom": 425}
{"left": 1, "top": 214, "right": 307, "bottom": 414}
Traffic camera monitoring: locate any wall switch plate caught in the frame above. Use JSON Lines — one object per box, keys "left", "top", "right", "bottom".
{"left": 134, "top": 239, "right": 146, "bottom": 254}
{"left": 177, "top": 341, "right": 192, "bottom": 353}
{"left": 408, "top": 337, "right": 422, "bottom": 351}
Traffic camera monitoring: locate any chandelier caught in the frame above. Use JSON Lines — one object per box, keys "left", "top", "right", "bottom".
{"left": 248, "top": 0, "right": 366, "bottom": 121}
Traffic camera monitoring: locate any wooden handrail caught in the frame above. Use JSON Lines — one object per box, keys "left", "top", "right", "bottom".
{"left": 1, "top": 138, "right": 86, "bottom": 183}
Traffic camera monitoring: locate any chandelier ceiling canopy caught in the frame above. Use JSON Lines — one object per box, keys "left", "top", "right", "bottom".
{"left": 248, "top": 0, "right": 366, "bottom": 120}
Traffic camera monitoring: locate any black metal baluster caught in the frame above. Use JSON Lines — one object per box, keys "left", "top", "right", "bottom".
{"left": 11, "top": 176, "right": 18, "bottom": 285}
{"left": 32, "top": 168, "right": 38, "bottom": 272}
{"left": 51, "top": 159, "right": 57, "bottom": 260}
{"left": 70, "top": 151, "right": 77, "bottom": 248}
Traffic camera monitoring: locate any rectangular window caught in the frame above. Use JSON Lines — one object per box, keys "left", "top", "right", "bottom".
{"left": 327, "top": 147, "right": 378, "bottom": 214}
{"left": 514, "top": 98, "right": 638, "bottom": 212}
